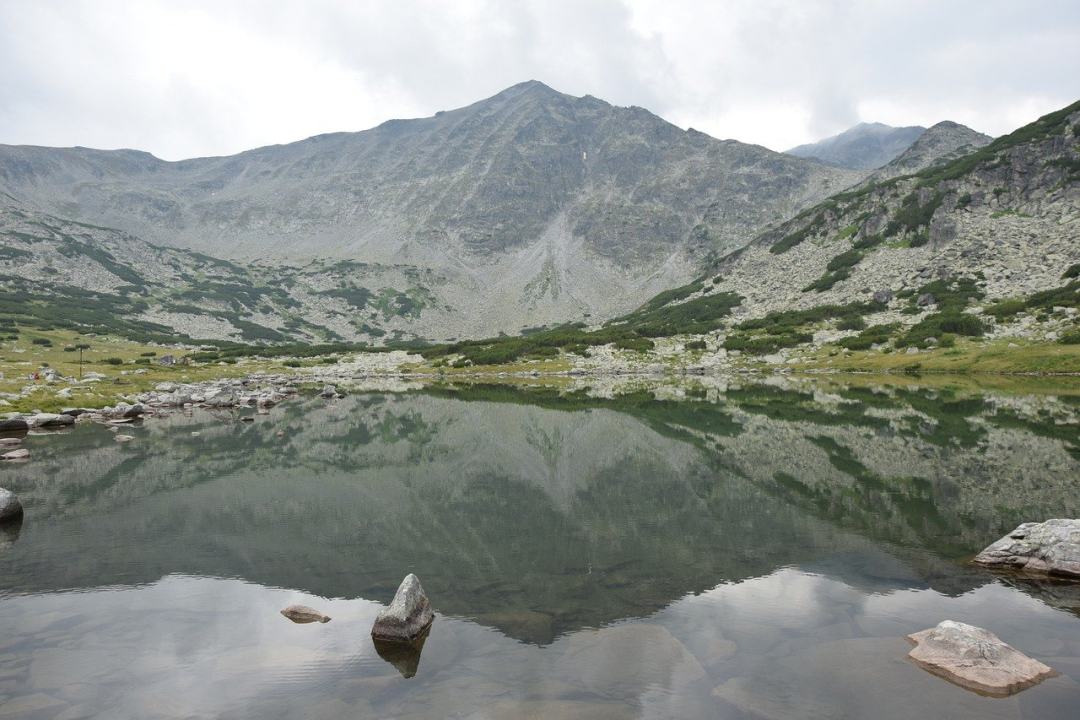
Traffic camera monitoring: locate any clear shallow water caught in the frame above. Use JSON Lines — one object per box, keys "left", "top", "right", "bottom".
{"left": 1, "top": 378, "right": 1079, "bottom": 719}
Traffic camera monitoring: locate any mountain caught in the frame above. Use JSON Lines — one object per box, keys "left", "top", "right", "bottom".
{"left": 650, "top": 99, "right": 1080, "bottom": 359}
{"left": 0, "top": 81, "right": 861, "bottom": 342}
{"left": 863, "top": 121, "right": 992, "bottom": 184}
{"left": 787, "top": 122, "right": 926, "bottom": 170}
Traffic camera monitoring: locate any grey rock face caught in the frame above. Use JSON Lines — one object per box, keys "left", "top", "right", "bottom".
{"left": 907, "top": 620, "right": 1055, "bottom": 696}
{"left": 280, "top": 605, "right": 331, "bottom": 624}
{"left": 974, "top": 519, "right": 1080, "bottom": 578}
{"left": 0, "top": 488, "right": 22, "bottom": 522}
{"left": 371, "top": 574, "right": 434, "bottom": 643}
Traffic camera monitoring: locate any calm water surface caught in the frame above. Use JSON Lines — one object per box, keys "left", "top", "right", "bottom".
{"left": 1, "top": 378, "right": 1080, "bottom": 719}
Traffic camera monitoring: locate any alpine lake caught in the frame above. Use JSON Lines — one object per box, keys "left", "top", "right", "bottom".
{"left": 2, "top": 373, "right": 1080, "bottom": 719}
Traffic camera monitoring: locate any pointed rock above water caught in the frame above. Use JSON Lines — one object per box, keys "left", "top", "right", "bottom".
{"left": 906, "top": 620, "right": 1055, "bottom": 696}
{"left": 371, "top": 574, "right": 434, "bottom": 643}
{"left": 974, "top": 519, "right": 1080, "bottom": 578}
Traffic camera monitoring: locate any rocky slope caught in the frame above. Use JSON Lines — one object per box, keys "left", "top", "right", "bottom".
{"left": 659, "top": 99, "right": 1080, "bottom": 359}
{"left": 0, "top": 81, "right": 861, "bottom": 339}
{"left": 863, "top": 121, "right": 992, "bottom": 184}
{"left": 787, "top": 122, "right": 927, "bottom": 170}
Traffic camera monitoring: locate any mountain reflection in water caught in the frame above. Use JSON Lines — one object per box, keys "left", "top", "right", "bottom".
{"left": 1, "top": 377, "right": 1079, "bottom": 719}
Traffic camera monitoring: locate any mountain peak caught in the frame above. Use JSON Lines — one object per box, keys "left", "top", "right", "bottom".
{"left": 786, "top": 122, "right": 927, "bottom": 170}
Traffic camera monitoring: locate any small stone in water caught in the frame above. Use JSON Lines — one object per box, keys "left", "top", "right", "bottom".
{"left": 280, "top": 605, "right": 331, "bottom": 624}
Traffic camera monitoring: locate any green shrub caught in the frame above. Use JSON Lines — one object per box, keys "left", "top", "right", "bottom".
{"left": 140, "top": 351, "right": 157, "bottom": 357}
{"left": 884, "top": 191, "right": 943, "bottom": 237}
{"left": 685, "top": 339, "right": 707, "bottom": 350}
{"left": 837, "top": 316, "right": 866, "bottom": 331}
{"left": 835, "top": 323, "right": 898, "bottom": 351}
{"left": 63, "top": 345, "right": 76, "bottom": 352}
{"left": 1060, "top": 331, "right": 1080, "bottom": 345}
{"left": 1064, "top": 263, "right": 1080, "bottom": 279}
{"left": 614, "top": 337, "right": 655, "bottom": 352}
{"left": 102, "top": 357, "right": 123, "bottom": 365}
{"left": 133, "top": 358, "right": 150, "bottom": 365}
{"left": 282, "top": 360, "right": 302, "bottom": 367}
{"left": 32, "top": 337, "right": 52, "bottom": 346}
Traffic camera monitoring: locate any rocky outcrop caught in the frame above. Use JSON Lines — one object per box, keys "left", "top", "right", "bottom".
{"left": 0, "top": 487, "right": 22, "bottom": 522}
{"left": 974, "top": 519, "right": 1080, "bottom": 578}
{"left": 371, "top": 574, "right": 434, "bottom": 643}
{"left": 906, "top": 621, "right": 1055, "bottom": 696}
{"left": 280, "top": 605, "right": 331, "bottom": 624}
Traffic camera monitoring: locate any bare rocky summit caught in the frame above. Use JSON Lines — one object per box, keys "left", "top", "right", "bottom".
{"left": 864, "top": 121, "right": 992, "bottom": 184}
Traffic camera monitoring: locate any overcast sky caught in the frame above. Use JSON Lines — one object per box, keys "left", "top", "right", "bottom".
{"left": 1, "top": 0, "right": 1078, "bottom": 160}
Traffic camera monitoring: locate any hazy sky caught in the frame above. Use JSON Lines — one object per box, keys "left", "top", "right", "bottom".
{"left": 1, "top": 0, "right": 1078, "bottom": 160}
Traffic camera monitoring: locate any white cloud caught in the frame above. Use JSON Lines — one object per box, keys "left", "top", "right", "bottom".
{"left": 0, "top": 0, "right": 1077, "bottom": 159}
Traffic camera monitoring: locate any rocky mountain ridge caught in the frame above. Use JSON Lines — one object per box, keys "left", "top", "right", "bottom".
{"left": 0, "top": 81, "right": 861, "bottom": 340}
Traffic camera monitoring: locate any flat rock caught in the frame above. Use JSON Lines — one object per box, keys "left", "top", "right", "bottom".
{"left": 0, "top": 487, "right": 23, "bottom": 522}
{"left": 974, "top": 519, "right": 1080, "bottom": 578}
{"left": 280, "top": 605, "right": 331, "bottom": 624}
{"left": 2, "top": 448, "right": 29, "bottom": 461}
{"left": 27, "top": 413, "right": 74, "bottom": 428}
{"left": 114, "top": 434, "right": 134, "bottom": 442}
{"left": 0, "top": 437, "right": 22, "bottom": 447}
{"left": 907, "top": 620, "right": 1055, "bottom": 697}
{"left": 371, "top": 573, "right": 434, "bottom": 642}
{"left": 0, "top": 418, "right": 28, "bottom": 432}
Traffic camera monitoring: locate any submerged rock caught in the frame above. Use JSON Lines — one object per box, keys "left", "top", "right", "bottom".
{"left": 2, "top": 448, "right": 29, "bottom": 461}
{"left": 373, "top": 630, "right": 429, "bottom": 678}
{"left": 0, "top": 437, "right": 22, "bottom": 448}
{"left": 0, "top": 487, "right": 23, "bottom": 522}
{"left": 371, "top": 574, "right": 434, "bottom": 642}
{"left": 280, "top": 605, "right": 331, "bottom": 624}
{"left": 115, "top": 434, "right": 134, "bottom": 442}
{"left": 974, "top": 519, "right": 1080, "bottom": 578}
{"left": 907, "top": 620, "right": 1055, "bottom": 697}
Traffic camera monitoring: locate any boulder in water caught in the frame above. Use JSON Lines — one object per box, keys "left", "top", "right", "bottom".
{"left": 906, "top": 620, "right": 1055, "bottom": 696}
{"left": 0, "top": 418, "right": 28, "bottom": 432}
{"left": 0, "top": 488, "right": 22, "bottom": 522}
{"left": 974, "top": 519, "right": 1080, "bottom": 578}
{"left": 280, "top": 605, "right": 331, "bottom": 624}
{"left": 371, "top": 574, "right": 434, "bottom": 642}
{"left": 1, "top": 448, "right": 29, "bottom": 461}
{"left": 0, "top": 437, "right": 21, "bottom": 448}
